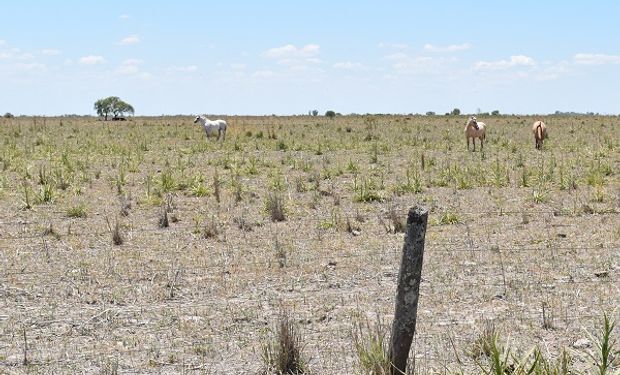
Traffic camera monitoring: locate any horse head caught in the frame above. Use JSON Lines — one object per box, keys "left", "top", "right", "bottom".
{"left": 467, "top": 116, "right": 479, "bottom": 130}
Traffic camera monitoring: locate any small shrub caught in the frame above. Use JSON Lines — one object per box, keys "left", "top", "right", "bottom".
{"left": 213, "top": 169, "right": 221, "bottom": 204}
{"left": 67, "top": 204, "right": 87, "bottom": 218}
{"left": 468, "top": 320, "right": 498, "bottom": 359}
{"left": 159, "top": 206, "right": 169, "bottom": 228}
{"left": 265, "top": 191, "right": 286, "bottom": 222}
{"left": 202, "top": 215, "right": 220, "bottom": 239}
{"left": 532, "top": 188, "right": 548, "bottom": 204}
{"left": 261, "top": 312, "right": 308, "bottom": 375}
{"left": 436, "top": 210, "right": 460, "bottom": 225}
{"left": 352, "top": 315, "right": 395, "bottom": 375}
{"left": 106, "top": 217, "right": 124, "bottom": 246}
{"left": 380, "top": 204, "right": 406, "bottom": 234}
{"left": 160, "top": 170, "right": 176, "bottom": 192}
{"left": 188, "top": 174, "right": 209, "bottom": 197}
{"left": 354, "top": 177, "right": 382, "bottom": 203}
{"left": 36, "top": 183, "right": 55, "bottom": 204}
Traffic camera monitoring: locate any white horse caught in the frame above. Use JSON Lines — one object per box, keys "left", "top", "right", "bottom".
{"left": 194, "top": 115, "right": 227, "bottom": 141}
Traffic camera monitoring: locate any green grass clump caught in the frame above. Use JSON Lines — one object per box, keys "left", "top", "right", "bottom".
{"left": 67, "top": 204, "right": 87, "bottom": 218}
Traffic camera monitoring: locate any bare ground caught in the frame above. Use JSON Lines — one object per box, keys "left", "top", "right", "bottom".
{"left": 0, "top": 115, "right": 618, "bottom": 374}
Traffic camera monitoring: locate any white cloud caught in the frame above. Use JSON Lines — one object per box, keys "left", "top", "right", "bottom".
{"left": 475, "top": 55, "right": 535, "bottom": 70}
{"left": 393, "top": 57, "right": 434, "bottom": 70}
{"left": 41, "top": 49, "right": 61, "bottom": 56}
{"left": 382, "top": 52, "right": 458, "bottom": 75}
{"left": 116, "top": 59, "right": 144, "bottom": 75}
{"left": 574, "top": 53, "right": 620, "bottom": 65}
{"left": 262, "top": 45, "right": 322, "bottom": 74}
{"left": 262, "top": 44, "right": 320, "bottom": 59}
{"left": 0, "top": 40, "right": 6, "bottom": 46}
{"left": 78, "top": 55, "right": 105, "bottom": 65}
{"left": 333, "top": 61, "right": 365, "bottom": 70}
{"left": 230, "top": 63, "right": 246, "bottom": 70}
{"left": 0, "top": 48, "right": 33, "bottom": 61}
{"left": 252, "top": 70, "right": 275, "bottom": 78}
{"left": 15, "top": 62, "right": 47, "bottom": 71}
{"left": 383, "top": 52, "right": 409, "bottom": 61}
{"left": 119, "top": 14, "right": 130, "bottom": 20}
{"left": 424, "top": 43, "right": 471, "bottom": 52}
{"left": 378, "top": 42, "right": 409, "bottom": 50}
{"left": 118, "top": 35, "right": 141, "bottom": 45}
{"left": 171, "top": 65, "right": 199, "bottom": 72}
{"left": 115, "top": 59, "right": 151, "bottom": 79}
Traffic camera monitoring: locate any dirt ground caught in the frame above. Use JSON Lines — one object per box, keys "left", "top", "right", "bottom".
{"left": 0, "top": 115, "right": 618, "bottom": 374}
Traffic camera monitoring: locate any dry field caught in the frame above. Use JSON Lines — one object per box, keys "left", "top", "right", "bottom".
{"left": 0, "top": 115, "right": 618, "bottom": 374}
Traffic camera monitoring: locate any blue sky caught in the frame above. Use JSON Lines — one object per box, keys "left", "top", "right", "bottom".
{"left": 1, "top": 1, "right": 619, "bottom": 115}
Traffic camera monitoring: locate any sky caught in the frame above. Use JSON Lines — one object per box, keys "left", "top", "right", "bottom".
{"left": 1, "top": 1, "right": 619, "bottom": 116}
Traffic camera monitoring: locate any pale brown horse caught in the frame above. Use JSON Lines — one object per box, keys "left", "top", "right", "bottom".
{"left": 465, "top": 116, "right": 486, "bottom": 151}
{"left": 532, "top": 120, "right": 547, "bottom": 150}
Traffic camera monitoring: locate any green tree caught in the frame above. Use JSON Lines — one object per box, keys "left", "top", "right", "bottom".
{"left": 3, "top": 112, "right": 14, "bottom": 118}
{"left": 113, "top": 100, "right": 134, "bottom": 118}
{"left": 325, "top": 110, "right": 336, "bottom": 119}
{"left": 94, "top": 96, "right": 134, "bottom": 120}
{"left": 425, "top": 111, "right": 435, "bottom": 116}
{"left": 451, "top": 108, "right": 461, "bottom": 116}
{"left": 491, "top": 110, "right": 500, "bottom": 116}
{"left": 94, "top": 96, "right": 116, "bottom": 120}
{"left": 311, "top": 109, "right": 319, "bottom": 116}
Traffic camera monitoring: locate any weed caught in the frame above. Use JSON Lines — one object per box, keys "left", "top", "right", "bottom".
{"left": 261, "top": 312, "right": 308, "bottom": 375}
{"left": 67, "top": 204, "right": 87, "bottom": 218}
{"left": 105, "top": 217, "right": 124, "bottom": 246}
{"left": 265, "top": 191, "right": 286, "bottom": 222}
{"left": 202, "top": 215, "right": 220, "bottom": 239}
{"left": 352, "top": 315, "right": 397, "bottom": 375}
{"left": 354, "top": 176, "right": 382, "bottom": 203}
{"left": 436, "top": 210, "right": 460, "bottom": 225}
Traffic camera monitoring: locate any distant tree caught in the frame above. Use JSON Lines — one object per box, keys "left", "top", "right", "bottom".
{"left": 311, "top": 109, "right": 319, "bottom": 116}
{"left": 3, "top": 112, "right": 14, "bottom": 118}
{"left": 325, "top": 110, "right": 336, "bottom": 119}
{"left": 94, "top": 97, "right": 115, "bottom": 120}
{"left": 451, "top": 108, "right": 461, "bottom": 116}
{"left": 491, "top": 110, "right": 500, "bottom": 116}
{"left": 94, "top": 96, "right": 134, "bottom": 120}
{"left": 425, "top": 111, "right": 436, "bottom": 116}
{"left": 113, "top": 100, "right": 134, "bottom": 118}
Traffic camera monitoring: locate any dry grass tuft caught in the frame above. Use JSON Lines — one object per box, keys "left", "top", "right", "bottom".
{"left": 266, "top": 191, "right": 286, "bottom": 222}
{"left": 261, "top": 311, "right": 308, "bottom": 375}
{"left": 105, "top": 216, "right": 124, "bottom": 245}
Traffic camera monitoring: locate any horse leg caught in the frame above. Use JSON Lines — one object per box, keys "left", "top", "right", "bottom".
{"left": 466, "top": 137, "right": 470, "bottom": 151}
{"left": 480, "top": 137, "right": 483, "bottom": 151}
{"left": 473, "top": 138, "right": 476, "bottom": 152}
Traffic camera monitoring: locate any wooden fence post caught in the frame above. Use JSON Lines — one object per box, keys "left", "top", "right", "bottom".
{"left": 389, "top": 206, "right": 428, "bottom": 375}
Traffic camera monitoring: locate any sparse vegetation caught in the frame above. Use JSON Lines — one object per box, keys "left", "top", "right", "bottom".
{"left": 261, "top": 312, "right": 308, "bottom": 375}
{"left": 0, "top": 115, "right": 617, "bottom": 373}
